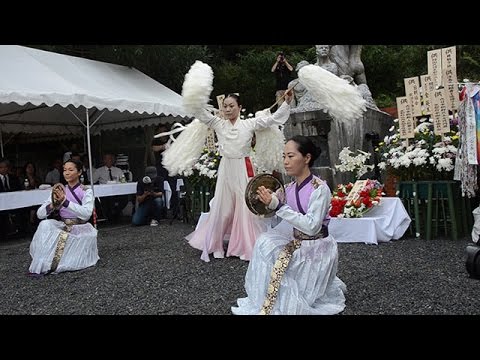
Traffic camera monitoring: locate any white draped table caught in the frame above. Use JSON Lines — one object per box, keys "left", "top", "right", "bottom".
{"left": 194, "top": 197, "right": 410, "bottom": 246}
{"left": 0, "top": 182, "right": 138, "bottom": 211}
{"left": 329, "top": 197, "right": 411, "bottom": 245}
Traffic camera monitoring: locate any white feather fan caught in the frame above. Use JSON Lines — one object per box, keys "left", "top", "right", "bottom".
{"left": 181, "top": 60, "right": 214, "bottom": 116}
{"left": 299, "top": 64, "right": 366, "bottom": 122}
{"left": 162, "top": 119, "right": 210, "bottom": 177}
{"left": 162, "top": 61, "right": 215, "bottom": 176}
{"left": 250, "top": 109, "right": 286, "bottom": 174}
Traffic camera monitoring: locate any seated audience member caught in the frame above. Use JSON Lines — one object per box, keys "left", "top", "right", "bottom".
{"left": 45, "top": 159, "right": 62, "bottom": 185}
{"left": 29, "top": 159, "right": 99, "bottom": 275}
{"left": 132, "top": 166, "right": 165, "bottom": 227}
{"left": 0, "top": 158, "right": 22, "bottom": 241}
{"left": 93, "top": 153, "right": 124, "bottom": 184}
{"left": 93, "top": 153, "right": 128, "bottom": 222}
{"left": 23, "top": 162, "right": 42, "bottom": 190}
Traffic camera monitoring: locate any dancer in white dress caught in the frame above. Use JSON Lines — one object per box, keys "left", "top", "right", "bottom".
{"left": 29, "top": 159, "right": 99, "bottom": 275}
{"left": 232, "top": 135, "right": 346, "bottom": 314}
{"left": 186, "top": 92, "right": 293, "bottom": 262}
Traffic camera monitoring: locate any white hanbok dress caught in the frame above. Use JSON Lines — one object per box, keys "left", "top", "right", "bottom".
{"left": 186, "top": 101, "right": 291, "bottom": 262}
{"left": 232, "top": 175, "right": 346, "bottom": 315}
{"left": 29, "top": 183, "right": 99, "bottom": 274}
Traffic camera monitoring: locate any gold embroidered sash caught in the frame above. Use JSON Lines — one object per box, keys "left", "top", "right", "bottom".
{"left": 259, "top": 226, "right": 329, "bottom": 315}
{"left": 48, "top": 218, "right": 86, "bottom": 273}
{"left": 259, "top": 239, "right": 302, "bottom": 315}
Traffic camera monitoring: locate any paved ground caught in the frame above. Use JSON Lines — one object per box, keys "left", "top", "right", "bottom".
{"left": 1, "top": 218, "right": 480, "bottom": 315}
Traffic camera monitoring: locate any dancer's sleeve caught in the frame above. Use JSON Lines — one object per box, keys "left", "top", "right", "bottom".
{"left": 248, "top": 102, "right": 291, "bottom": 130}
{"left": 37, "top": 191, "right": 54, "bottom": 219}
{"left": 195, "top": 109, "right": 222, "bottom": 130}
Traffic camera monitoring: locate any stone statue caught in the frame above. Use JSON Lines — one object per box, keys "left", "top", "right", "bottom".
{"left": 288, "top": 60, "right": 309, "bottom": 108}
{"left": 330, "top": 45, "right": 367, "bottom": 85}
{"left": 315, "top": 45, "right": 339, "bottom": 76}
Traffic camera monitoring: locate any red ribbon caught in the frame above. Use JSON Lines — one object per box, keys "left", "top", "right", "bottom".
{"left": 245, "top": 157, "right": 254, "bottom": 178}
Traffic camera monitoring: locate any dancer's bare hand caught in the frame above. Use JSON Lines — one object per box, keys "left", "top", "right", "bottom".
{"left": 284, "top": 89, "right": 294, "bottom": 105}
{"left": 256, "top": 186, "right": 273, "bottom": 206}
{"left": 52, "top": 186, "right": 65, "bottom": 206}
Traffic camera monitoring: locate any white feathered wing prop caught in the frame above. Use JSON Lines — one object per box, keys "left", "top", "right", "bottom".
{"left": 162, "top": 60, "right": 214, "bottom": 176}
{"left": 250, "top": 108, "right": 286, "bottom": 174}
{"left": 299, "top": 64, "right": 366, "bottom": 122}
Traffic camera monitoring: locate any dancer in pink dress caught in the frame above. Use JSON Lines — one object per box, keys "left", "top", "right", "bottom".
{"left": 186, "top": 92, "right": 293, "bottom": 262}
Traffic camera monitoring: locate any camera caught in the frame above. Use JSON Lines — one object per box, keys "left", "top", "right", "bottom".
{"left": 278, "top": 52, "right": 285, "bottom": 62}
{"left": 142, "top": 176, "right": 155, "bottom": 193}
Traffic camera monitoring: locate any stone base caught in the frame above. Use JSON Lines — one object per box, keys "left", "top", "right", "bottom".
{"left": 284, "top": 108, "right": 393, "bottom": 187}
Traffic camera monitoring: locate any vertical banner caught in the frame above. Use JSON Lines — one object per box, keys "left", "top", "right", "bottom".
{"left": 441, "top": 46, "right": 456, "bottom": 70}
{"left": 397, "top": 96, "right": 415, "bottom": 139}
{"left": 443, "top": 67, "right": 460, "bottom": 111}
{"left": 464, "top": 90, "right": 478, "bottom": 165}
{"left": 420, "top": 74, "right": 435, "bottom": 115}
{"left": 404, "top": 76, "right": 423, "bottom": 116}
{"left": 427, "top": 49, "right": 443, "bottom": 87}
{"left": 431, "top": 88, "right": 451, "bottom": 135}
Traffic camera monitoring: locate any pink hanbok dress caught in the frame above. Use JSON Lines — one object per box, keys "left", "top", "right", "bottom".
{"left": 187, "top": 102, "right": 291, "bottom": 262}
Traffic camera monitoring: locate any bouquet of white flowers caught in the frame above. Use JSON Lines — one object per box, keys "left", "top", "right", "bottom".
{"left": 335, "top": 147, "right": 374, "bottom": 180}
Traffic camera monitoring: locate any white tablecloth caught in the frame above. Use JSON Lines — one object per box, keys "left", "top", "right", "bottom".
{"left": 0, "top": 182, "right": 137, "bottom": 211}
{"left": 329, "top": 197, "right": 411, "bottom": 245}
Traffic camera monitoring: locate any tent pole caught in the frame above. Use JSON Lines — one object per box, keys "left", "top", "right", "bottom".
{"left": 0, "top": 124, "right": 3, "bottom": 158}
{"left": 85, "top": 109, "right": 97, "bottom": 228}
{"left": 86, "top": 108, "right": 95, "bottom": 198}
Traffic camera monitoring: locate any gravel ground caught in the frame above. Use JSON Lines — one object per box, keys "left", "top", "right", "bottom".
{"left": 1, "top": 219, "right": 480, "bottom": 315}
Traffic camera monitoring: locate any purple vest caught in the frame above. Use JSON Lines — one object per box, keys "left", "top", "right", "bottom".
{"left": 285, "top": 174, "right": 330, "bottom": 226}
{"left": 59, "top": 183, "right": 85, "bottom": 219}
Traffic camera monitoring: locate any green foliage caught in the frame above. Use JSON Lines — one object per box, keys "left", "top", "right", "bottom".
{"left": 363, "top": 45, "right": 431, "bottom": 107}
{"left": 212, "top": 46, "right": 312, "bottom": 112}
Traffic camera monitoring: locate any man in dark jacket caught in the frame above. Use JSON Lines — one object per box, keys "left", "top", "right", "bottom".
{"left": 132, "top": 166, "right": 165, "bottom": 227}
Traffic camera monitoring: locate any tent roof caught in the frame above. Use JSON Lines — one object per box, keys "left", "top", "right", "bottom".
{"left": 0, "top": 45, "right": 190, "bottom": 135}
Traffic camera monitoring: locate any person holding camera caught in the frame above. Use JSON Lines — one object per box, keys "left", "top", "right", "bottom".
{"left": 271, "top": 52, "right": 293, "bottom": 107}
{"left": 132, "top": 166, "right": 165, "bottom": 227}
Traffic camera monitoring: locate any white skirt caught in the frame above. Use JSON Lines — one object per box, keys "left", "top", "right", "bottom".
{"left": 29, "top": 219, "right": 99, "bottom": 274}
{"left": 232, "top": 220, "right": 346, "bottom": 315}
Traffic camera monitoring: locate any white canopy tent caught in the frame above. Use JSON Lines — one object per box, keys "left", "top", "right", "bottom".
{"left": 0, "top": 45, "right": 191, "bottom": 195}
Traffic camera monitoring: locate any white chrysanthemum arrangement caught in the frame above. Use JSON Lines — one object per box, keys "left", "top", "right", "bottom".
{"left": 376, "top": 116, "right": 459, "bottom": 181}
